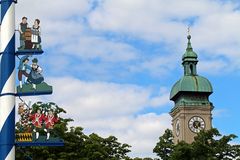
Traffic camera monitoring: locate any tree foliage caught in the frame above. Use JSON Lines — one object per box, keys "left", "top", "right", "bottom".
{"left": 129, "top": 158, "right": 154, "bottom": 160}
{"left": 16, "top": 102, "right": 240, "bottom": 159}
{"left": 154, "top": 128, "right": 240, "bottom": 160}
{"left": 16, "top": 106, "right": 131, "bottom": 160}
{"left": 153, "top": 129, "right": 174, "bottom": 160}
{"left": 17, "top": 125, "right": 131, "bottom": 160}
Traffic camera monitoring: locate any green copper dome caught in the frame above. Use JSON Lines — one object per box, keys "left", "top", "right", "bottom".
{"left": 170, "top": 75, "right": 213, "bottom": 100}
{"left": 170, "top": 35, "right": 213, "bottom": 100}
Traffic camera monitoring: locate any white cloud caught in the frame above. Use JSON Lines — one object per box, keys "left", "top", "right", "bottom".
{"left": 13, "top": 0, "right": 240, "bottom": 157}
{"left": 88, "top": 0, "right": 240, "bottom": 73}
{"left": 13, "top": 0, "right": 240, "bottom": 77}
{"left": 150, "top": 93, "right": 170, "bottom": 108}
{"left": 81, "top": 113, "right": 171, "bottom": 158}
{"left": 193, "top": 12, "right": 240, "bottom": 59}
{"left": 212, "top": 109, "right": 229, "bottom": 118}
{"left": 129, "top": 54, "right": 179, "bottom": 77}
{"left": 15, "top": 1, "right": 89, "bottom": 48}
{"left": 45, "top": 77, "right": 169, "bottom": 119}
{"left": 88, "top": 0, "right": 187, "bottom": 43}
{"left": 88, "top": 0, "right": 237, "bottom": 43}
{"left": 15, "top": 0, "right": 139, "bottom": 62}
{"left": 198, "top": 59, "right": 229, "bottom": 74}
{"left": 15, "top": 76, "right": 171, "bottom": 157}
{"left": 34, "top": 76, "right": 171, "bottom": 157}
{"left": 16, "top": 0, "right": 91, "bottom": 21}
{"left": 57, "top": 35, "right": 139, "bottom": 62}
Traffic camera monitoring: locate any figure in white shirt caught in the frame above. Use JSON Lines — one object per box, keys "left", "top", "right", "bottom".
{"left": 31, "top": 19, "right": 41, "bottom": 50}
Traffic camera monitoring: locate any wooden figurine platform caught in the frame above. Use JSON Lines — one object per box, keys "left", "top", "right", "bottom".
{"left": 16, "top": 82, "right": 53, "bottom": 96}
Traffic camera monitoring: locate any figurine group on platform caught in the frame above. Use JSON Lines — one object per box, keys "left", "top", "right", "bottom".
{"left": 17, "top": 55, "right": 52, "bottom": 96}
{"left": 17, "top": 102, "right": 60, "bottom": 141}
{"left": 18, "top": 56, "right": 43, "bottom": 89}
{"left": 16, "top": 17, "right": 52, "bottom": 95}
{"left": 18, "top": 16, "right": 42, "bottom": 51}
{"left": 15, "top": 15, "right": 63, "bottom": 146}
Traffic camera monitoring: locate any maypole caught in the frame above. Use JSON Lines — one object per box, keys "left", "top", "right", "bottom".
{"left": 0, "top": 0, "right": 16, "bottom": 159}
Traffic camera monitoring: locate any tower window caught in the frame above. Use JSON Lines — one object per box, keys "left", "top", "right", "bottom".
{"left": 190, "top": 64, "right": 193, "bottom": 75}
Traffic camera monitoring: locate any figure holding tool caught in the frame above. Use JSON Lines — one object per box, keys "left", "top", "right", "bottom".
{"left": 18, "top": 16, "right": 28, "bottom": 50}
{"left": 18, "top": 55, "right": 31, "bottom": 88}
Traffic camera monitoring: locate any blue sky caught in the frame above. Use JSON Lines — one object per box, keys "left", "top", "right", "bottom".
{"left": 1, "top": 0, "right": 240, "bottom": 158}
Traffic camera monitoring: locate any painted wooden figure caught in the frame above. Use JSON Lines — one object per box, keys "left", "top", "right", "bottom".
{"left": 18, "top": 55, "right": 31, "bottom": 88}
{"left": 18, "top": 16, "right": 28, "bottom": 50}
{"left": 30, "top": 109, "right": 45, "bottom": 140}
{"left": 31, "top": 19, "right": 41, "bottom": 50}
{"left": 44, "top": 110, "right": 59, "bottom": 140}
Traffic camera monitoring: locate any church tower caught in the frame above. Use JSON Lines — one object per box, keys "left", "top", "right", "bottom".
{"left": 169, "top": 34, "right": 214, "bottom": 144}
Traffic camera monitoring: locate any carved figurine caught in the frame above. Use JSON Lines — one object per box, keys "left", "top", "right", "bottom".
{"left": 17, "top": 57, "right": 52, "bottom": 96}
{"left": 18, "top": 56, "right": 31, "bottom": 89}
{"left": 16, "top": 102, "right": 63, "bottom": 142}
{"left": 18, "top": 16, "right": 28, "bottom": 50}
{"left": 44, "top": 110, "right": 59, "bottom": 140}
{"left": 29, "top": 108, "right": 45, "bottom": 140}
{"left": 31, "top": 19, "right": 41, "bottom": 50}
{"left": 27, "top": 58, "right": 44, "bottom": 90}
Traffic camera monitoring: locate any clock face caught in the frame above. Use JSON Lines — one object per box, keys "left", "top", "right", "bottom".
{"left": 188, "top": 116, "right": 205, "bottom": 133}
{"left": 175, "top": 119, "right": 180, "bottom": 137}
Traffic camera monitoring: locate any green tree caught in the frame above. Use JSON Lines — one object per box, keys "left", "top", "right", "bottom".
{"left": 17, "top": 124, "right": 131, "bottom": 160}
{"left": 153, "top": 129, "right": 174, "bottom": 160}
{"left": 192, "top": 128, "right": 239, "bottom": 160}
{"left": 170, "top": 141, "right": 193, "bottom": 160}
{"left": 81, "top": 133, "right": 131, "bottom": 160}
{"left": 154, "top": 128, "right": 240, "bottom": 160}
{"left": 130, "top": 158, "right": 154, "bottom": 160}
{"left": 16, "top": 103, "right": 131, "bottom": 160}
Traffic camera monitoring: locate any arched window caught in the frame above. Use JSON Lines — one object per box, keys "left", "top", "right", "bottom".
{"left": 190, "top": 64, "right": 193, "bottom": 75}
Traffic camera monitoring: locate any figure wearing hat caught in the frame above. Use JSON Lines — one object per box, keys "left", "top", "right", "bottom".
{"left": 27, "top": 58, "right": 44, "bottom": 90}
{"left": 44, "top": 110, "right": 59, "bottom": 140}
{"left": 30, "top": 108, "right": 45, "bottom": 140}
{"left": 18, "top": 16, "right": 28, "bottom": 50}
{"left": 18, "top": 56, "right": 31, "bottom": 88}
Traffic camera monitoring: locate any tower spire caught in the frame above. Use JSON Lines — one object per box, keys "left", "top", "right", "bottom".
{"left": 182, "top": 29, "right": 198, "bottom": 76}
{"left": 170, "top": 33, "right": 213, "bottom": 144}
{"left": 187, "top": 34, "right": 193, "bottom": 51}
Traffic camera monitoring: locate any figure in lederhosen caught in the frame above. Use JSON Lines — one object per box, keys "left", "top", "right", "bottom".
{"left": 31, "top": 19, "right": 41, "bottom": 50}
{"left": 44, "top": 110, "right": 59, "bottom": 141}
{"left": 18, "top": 56, "right": 31, "bottom": 89}
{"left": 30, "top": 108, "right": 44, "bottom": 140}
{"left": 18, "top": 17, "right": 28, "bottom": 50}
{"left": 27, "top": 58, "right": 44, "bottom": 90}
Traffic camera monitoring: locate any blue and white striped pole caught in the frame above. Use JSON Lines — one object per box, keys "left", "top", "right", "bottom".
{"left": 0, "top": 0, "right": 16, "bottom": 159}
